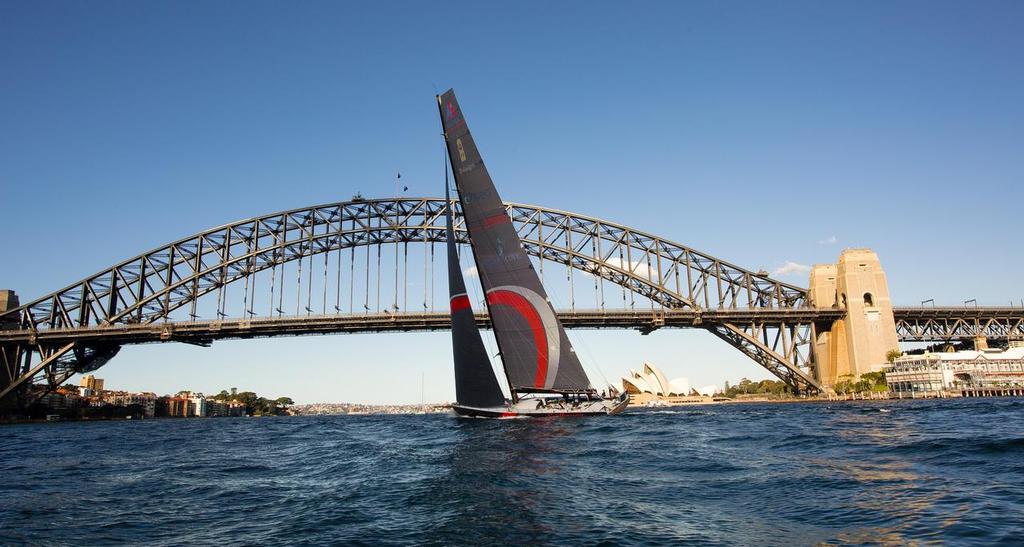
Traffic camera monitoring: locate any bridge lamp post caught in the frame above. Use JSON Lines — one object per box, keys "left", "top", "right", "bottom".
{"left": 964, "top": 299, "right": 977, "bottom": 308}
{"left": 921, "top": 299, "right": 934, "bottom": 307}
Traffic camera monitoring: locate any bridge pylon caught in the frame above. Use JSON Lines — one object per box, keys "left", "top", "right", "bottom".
{"left": 1, "top": 290, "right": 22, "bottom": 412}
{"left": 808, "top": 249, "right": 899, "bottom": 388}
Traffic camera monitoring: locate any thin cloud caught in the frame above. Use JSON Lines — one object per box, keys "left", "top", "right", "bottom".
{"left": 772, "top": 261, "right": 811, "bottom": 277}
{"left": 818, "top": 235, "right": 838, "bottom": 245}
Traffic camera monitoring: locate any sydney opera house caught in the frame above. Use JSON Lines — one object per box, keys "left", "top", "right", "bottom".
{"left": 619, "top": 362, "right": 718, "bottom": 406}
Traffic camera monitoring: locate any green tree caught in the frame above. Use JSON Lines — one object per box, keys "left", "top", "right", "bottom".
{"left": 737, "top": 378, "right": 753, "bottom": 394}
{"left": 275, "top": 397, "right": 294, "bottom": 408}
{"left": 886, "top": 349, "right": 902, "bottom": 364}
{"left": 859, "top": 371, "right": 888, "bottom": 392}
{"left": 833, "top": 375, "right": 854, "bottom": 395}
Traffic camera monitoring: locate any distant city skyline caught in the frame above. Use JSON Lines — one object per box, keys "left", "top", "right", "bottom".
{"left": 2, "top": 2, "right": 1022, "bottom": 403}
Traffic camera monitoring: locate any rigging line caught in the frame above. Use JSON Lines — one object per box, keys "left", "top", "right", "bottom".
{"left": 335, "top": 222, "right": 342, "bottom": 313}
{"left": 569, "top": 329, "right": 610, "bottom": 391}
{"left": 647, "top": 248, "right": 655, "bottom": 311}
{"left": 248, "top": 237, "right": 258, "bottom": 319}
{"left": 592, "top": 230, "right": 600, "bottom": 310}
{"left": 295, "top": 244, "right": 303, "bottom": 316}
{"left": 189, "top": 241, "right": 200, "bottom": 321}
{"left": 598, "top": 228, "right": 602, "bottom": 311}
{"left": 376, "top": 240, "right": 382, "bottom": 313}
{"left": 430, "top": 240, "right": 435, "bottom": 311}
{"left": 245, "top": 253, "right": 256, "bottom": 317}
{"left": 221, "top": 266, "right": 228, "bottom": 318}
{"left": 306, "top": 252, "right": 313, "bottom": 315}
{"left": 248, "top": 248, "right": 258, "bottom": 317}
{"left": 277, "top": 245, "right": 285, "bottom": 317}
{"left": 538, "top": 217, "right": 544, "bottom": 285}
{"left": 306, "top": 225, "right": 314, "bottom": 315}
{"left": 269, "top": 254, "right": 276, "bottom": 317}
{"left": 363, "top": 229, "right": 370, "bottom": 312}
{"left": 622, "top": 241, "right": 630, "bottom": 311}
{"left": 405, "top": 241, "right": 409, "bottom": 313}
{"left": 423, "top": 218, "right": 428, "bottom": 310}
{"left": 242, "top": 248, "right": 250, "bottom": 318}
{"left": 620, "top": 244, "right": 627, "bottom": 311}
{"left": 215, "top": 253, "right": 225, "bottom": 319}
{"left": 567, "top": 226, "right": 574, "bottom": 312}
{"left": 403, "top": 241, "right": 408, "bottom": 312}
{"left": 349, "top": 218, "right": 356, "bottom": 314}
{"left": 461, "top": 239, "right": 503, "bottom": 393}
{"left": 323, "top": 247, "right": 329, "bottom": 314}
{"left": 394, "top": 234, "right": 399, "bottom": 312}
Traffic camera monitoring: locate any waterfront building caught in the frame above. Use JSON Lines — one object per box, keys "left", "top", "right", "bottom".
{"left": 79, "top": 374, "right": 105, "bottom": 393}
{"left": 165, "top": 396, "right": 187, "bottom": 417}
{"left": 207, "top": 399, "right": 228, "bottom": 417}
{"left": 162, "top": 391, "right": 208, "bottom": 417}
{"left": 39, "top": 390, "right": 79, "bottom": 411}
{"left": 886, "top": 347, "right": 1024, "bottom": 394}
{"left": 160, "top": 393, "right": 245, "bottom": 417}
{"left": 619, "top": 362, "right": 713, "bottom": 405}
{"left": 206, "top": 399, "right": 245, "bottom": 417}
{"left": 188, "top": 393, "right": 207, "bottom": 417}
{"left": 104, "top": 391, "right": 158, "bottom": 418}
{"left": 228, "top": 400, "right": 246, "bottom": 416}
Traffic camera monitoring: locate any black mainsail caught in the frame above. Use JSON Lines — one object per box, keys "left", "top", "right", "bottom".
{"left": 445, "top": 171, "right": 507, "bottom": 409}
{"left": 437, "top": 89, "right": 593, "bottom": 396}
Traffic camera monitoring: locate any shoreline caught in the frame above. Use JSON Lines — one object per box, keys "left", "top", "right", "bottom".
{"left": 7, "top": 392, "right": 1023, "bottom": 424}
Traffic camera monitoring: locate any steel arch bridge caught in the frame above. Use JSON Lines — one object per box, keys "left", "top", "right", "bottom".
{"left": 3, "top": 197, "right": 1021, "bottom": 403}
{"left": 0, "top": 197, "right": 824, "bottom": 399}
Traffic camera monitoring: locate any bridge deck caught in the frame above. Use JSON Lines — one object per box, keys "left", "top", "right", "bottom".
{"left": 0, "top": 309, "right": 844, "bottom": 345}
{"left": 3, "top": 306, "right": 1022, "bottom": 346}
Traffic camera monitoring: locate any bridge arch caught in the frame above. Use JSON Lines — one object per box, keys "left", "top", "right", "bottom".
{"left": 0, "top": 197, "right": 821, "bottom": 399}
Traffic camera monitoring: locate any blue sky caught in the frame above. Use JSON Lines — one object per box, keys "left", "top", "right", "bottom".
{"left": 2, "top": 2, "right": 1021, "bottom": 403}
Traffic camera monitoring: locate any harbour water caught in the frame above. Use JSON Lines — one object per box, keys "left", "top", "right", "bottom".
{"left": 1, "top": 398, "right": 1022, "bottom": 545}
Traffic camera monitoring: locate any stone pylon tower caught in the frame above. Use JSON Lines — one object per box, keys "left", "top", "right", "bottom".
{"left": 808, "top": 249, "right": 899, "bottom": 387}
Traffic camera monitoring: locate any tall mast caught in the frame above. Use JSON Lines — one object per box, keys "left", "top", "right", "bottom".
{"left": 440, "top": 111, "right": 507, "bottom": 408}
{"left": 438, "top": 95, "right": 518, "bottom": 402}
{"left": 437, "top": 89, "right": 593, "bottom": 396}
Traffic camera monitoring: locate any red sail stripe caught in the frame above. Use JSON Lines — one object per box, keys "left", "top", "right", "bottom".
{"left": 450, "top": 294, "right": 471, "bottom": 313}
{"left": 482, "top": 213, "right": 508, "bottom": 228}
{"left": 487, "top": 290, "right": 548, "bottom": 388}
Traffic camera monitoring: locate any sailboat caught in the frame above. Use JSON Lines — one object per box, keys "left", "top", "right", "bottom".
{"left": 438, "top": 89, "right": 629, "bottom": 418}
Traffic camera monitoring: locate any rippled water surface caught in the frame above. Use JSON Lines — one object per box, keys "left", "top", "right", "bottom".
{"left": 2, "top": 398, "right": 1023, "bottom": 545}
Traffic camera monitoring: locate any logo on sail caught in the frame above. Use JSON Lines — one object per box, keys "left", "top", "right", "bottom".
{"left": 456, "top": 139, "right": 467, "bottom": 162}
{"left": 486, "top": 285, "right": 561, "bottom": 389}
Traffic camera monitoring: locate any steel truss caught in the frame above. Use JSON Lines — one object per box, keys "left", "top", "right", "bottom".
{"left": 1, "top": 197, "right": 829, "bottom": 400}
{"left": 894, "top": 307, "right": 1024, "bottom": 342}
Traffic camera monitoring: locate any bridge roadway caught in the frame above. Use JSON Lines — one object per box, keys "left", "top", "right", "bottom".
{"left": 2, "top": 307, "right": 1020, "bottom": 346}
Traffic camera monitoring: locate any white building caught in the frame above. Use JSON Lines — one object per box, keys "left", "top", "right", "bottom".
{"left": 886, "top": 346, "right": 1024, "bottom": 394}
{"left": 619, "top": 362, "right": 712, "bottom": 405}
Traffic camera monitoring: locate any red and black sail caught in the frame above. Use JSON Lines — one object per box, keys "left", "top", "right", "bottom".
{"left": 437, "top": 90, "right": 593, "bottom": 394}
{"left": 445, "top": 175, "right": 507, "bottom": 408}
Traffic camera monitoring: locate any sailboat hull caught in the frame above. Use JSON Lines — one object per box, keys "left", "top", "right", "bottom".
{"left": 452, "top": 394, "right": 629, "bottom": 418}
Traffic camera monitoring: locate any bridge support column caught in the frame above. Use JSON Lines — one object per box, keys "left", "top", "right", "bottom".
{"left": 0, "top": 290, "right": 21, "bottom": 413}
{"left": 808, "top": 250, "right": 899, "bottom": 388}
